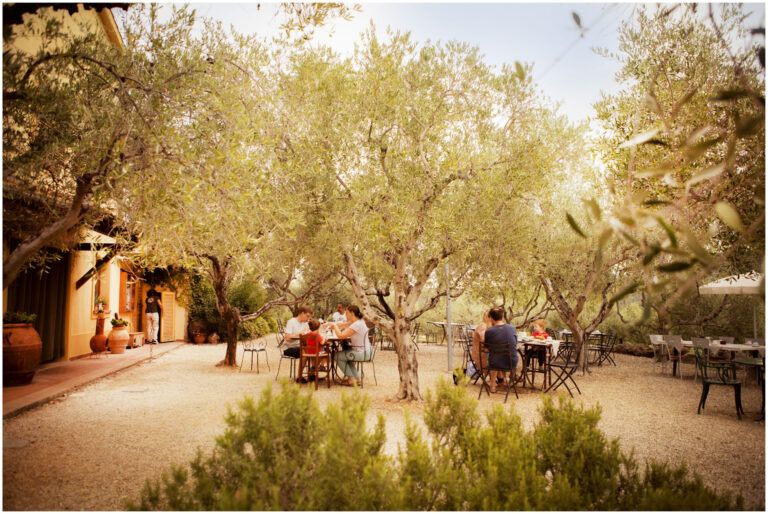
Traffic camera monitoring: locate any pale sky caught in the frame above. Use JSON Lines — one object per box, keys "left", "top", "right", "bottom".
{"left": 131, "top": 2, "right": 766, "bottom": 124}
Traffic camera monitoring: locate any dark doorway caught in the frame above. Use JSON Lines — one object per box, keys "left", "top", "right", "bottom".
{"left": 5, "top": 254, "right": 70, "bottom": 362}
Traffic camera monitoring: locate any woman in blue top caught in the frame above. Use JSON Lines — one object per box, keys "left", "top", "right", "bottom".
{"left": 483, "top": 306, "right": 518, "bottom": 392}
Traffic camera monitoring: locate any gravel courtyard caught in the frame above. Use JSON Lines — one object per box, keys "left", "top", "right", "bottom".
{"left": 3, "top": 337, "right": 765, "bottom": 510}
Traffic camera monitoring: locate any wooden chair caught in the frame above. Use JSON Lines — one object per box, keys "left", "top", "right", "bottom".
{"left": 297, "top": 333, "right": 330, "bottom": 389}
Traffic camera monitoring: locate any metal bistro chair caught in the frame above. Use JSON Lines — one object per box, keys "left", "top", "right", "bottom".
{"left": 477, "top": 338, "right": 519, "bottom": 403}
{"left": 352, "top": 326, "right": 378, "bottom": 387}
{"left": 692, "top": 342, "right": 744, "bottom": 420}
{"left": 591, "top": 332, "right": 618, "bottom": 367}
{"left": 457, "top": 325, "right": 481, "bottom": 385}
{"left": 734, "top": 339, "right": 765, "bottom": 386}
{"left": 239, "top": 337, "right": 269, "bottom": 373}
{"left": 409, "top": 322, "right": 421, "bottom": 351}
{"left": 665, "top": 335, "right": 697, "bottom": 380}
{"left": 275, "top": 325, "right": 299, "bottom": 381}
{"left": 545, "top": 341, "right": 582, "bottom": 398}
{"left": 649, "top": 335, "right": 669, "bottom": 375}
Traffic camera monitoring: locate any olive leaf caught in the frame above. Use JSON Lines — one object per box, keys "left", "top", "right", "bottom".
{"left": 715, "top": 201, "right": 743, "bottom": 232}
{"left": 657, "top": 260, "right": 694, "bottom": 272}
{"left": 685, "top": 162, "right": 725, "bottom": 189}
{"left": 655, "top": 216, "right": 678, "bottom": 247}
{"left": 566, "top": 212, "right": 587, "bottom": 238}
{"left": 608, "top": 281, "right": 640, "bottom": 306}
{"left": 619, "top": 127, "right": 660, "bottom": 148}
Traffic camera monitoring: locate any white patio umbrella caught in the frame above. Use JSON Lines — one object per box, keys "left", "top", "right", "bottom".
{"left": 699, "top": 272, "right": 763, "bottom": 337}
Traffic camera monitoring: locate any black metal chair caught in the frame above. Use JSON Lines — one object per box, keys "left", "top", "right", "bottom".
{"left": 545, "top": 341, "right": 582, "bottom": 398}
{"left": 408, "top": 322, "right": 421, "bottom": 351}
{"left": 594, "top": 332, "right": 618, "bottom": 366}
{"left": 457, "top": 326, "right": 481, "bottom": 385}
{"left": 477, "top": 338, "right": 519, "bottom": 403}
{"left": 693, "top": 345, "right": 744, "bottom": 420}
{"left": 239, "top": 337, "right": 269, "bottom": 373}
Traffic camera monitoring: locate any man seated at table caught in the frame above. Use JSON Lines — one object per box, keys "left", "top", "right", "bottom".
{"left": 283, "top": 306, "right": 311, "bottom": 358}
{"left": 484, "top": 306, "right": 518, "bottom": 393}
{"left": 331, "top": 304, "right": 348, "bottom": 324}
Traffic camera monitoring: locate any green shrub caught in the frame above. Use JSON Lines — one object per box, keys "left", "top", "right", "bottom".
{"left": 189, "top": 273, "right": 278, "bottom": 338}
{"left": 2, "top": 311, "right": 38, "bottom": 324}
{"left": 129, "top": 381, "right": 744, "bottom": 511}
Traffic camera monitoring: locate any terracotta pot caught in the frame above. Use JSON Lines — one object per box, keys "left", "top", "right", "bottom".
{"left": 193, "top": 333, "right": 207, "bottom": 345}
{"left": 3, "top": 323, "right": 43, "bottom": 386}
{"left": 108, "top": 325, "right": 130, "bottom": 354}
{"left": 90, "top": 315, "right": 108, "bottom": 354}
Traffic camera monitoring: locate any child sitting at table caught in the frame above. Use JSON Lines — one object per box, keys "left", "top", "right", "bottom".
{"left": 531, "top": 319, "right": 549, "bottom": 340}
{"left": 297, "top": 319, "right": 329, "bottom": 383}
{"left": 527, "top": 319, "right": 549, "bottom": 368}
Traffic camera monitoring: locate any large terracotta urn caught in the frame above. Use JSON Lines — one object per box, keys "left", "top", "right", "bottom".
{"left": 108, "top": 325, "right": 130, "bottom": 354}
{"left": 89, "top": 314, "right": 108, "bottom": 354}
{"left": 3, "top": 323, "right": 43, "bottom": 386}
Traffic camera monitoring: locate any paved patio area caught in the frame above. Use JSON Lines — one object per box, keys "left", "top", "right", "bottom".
{"left": 3, "top": 342, "right": 185, "bottom": 418}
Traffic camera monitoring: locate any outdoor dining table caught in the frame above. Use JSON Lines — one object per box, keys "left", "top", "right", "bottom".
{"left": 321, "top": 333, "right": 350, "bottom": 386}
{"left": 517, "top": 338, "right": 561, "bottom": 390}
{"left": 677, "top": 340, "right": 765, "bottom": 377}
{"left": 428, "top": 321, "right": 466, "bottom": 345}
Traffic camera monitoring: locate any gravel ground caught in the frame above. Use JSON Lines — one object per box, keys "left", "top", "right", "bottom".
{"left": 3, "top": 336, "right": 765, "bottom": 510}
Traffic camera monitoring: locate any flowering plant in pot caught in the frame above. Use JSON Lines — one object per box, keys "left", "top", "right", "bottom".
{"left": 3, "top": 311, "right": 42, "bottom": 386}
{"left": 108, "top": 318, "right": 130, "bottom": 354}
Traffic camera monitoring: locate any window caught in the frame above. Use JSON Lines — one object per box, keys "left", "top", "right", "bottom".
{"left": 122, "top": 273, "right": 137, "bottom": 312}
{"left": 92, "top": 270, "right": 107, "bottom": 315}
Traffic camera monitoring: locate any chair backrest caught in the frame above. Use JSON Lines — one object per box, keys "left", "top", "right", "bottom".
{"left": 691, "top": 337, "right": 710, "bottom": 349}
{"left": 275, "top": 330, "right": 286, "bottom": 348}
{"left": 746, "top": 338, "right": 765, "bottom": 346}
{"left": 649, "top": 334, "right": 665, "bottom": 345}
{"left": 483, "top": 338, "right": 515, "bottom": 371}
{"left": 554, "top": 341, "right": 577, "bottom": 364}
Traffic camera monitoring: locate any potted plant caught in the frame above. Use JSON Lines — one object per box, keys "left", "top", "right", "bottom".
{"left": 191, "top": 330, "right": 207, "bottom": 345}
{"left": 108, "top": 317, "right": 130, "bottom": 354}
{"left": 3, "top": 311, "right": 42, "bottom": 386}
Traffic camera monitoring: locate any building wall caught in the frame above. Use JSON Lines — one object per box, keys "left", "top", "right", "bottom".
{"left": 65, "top": 250, "right": 101, "bottom": 360}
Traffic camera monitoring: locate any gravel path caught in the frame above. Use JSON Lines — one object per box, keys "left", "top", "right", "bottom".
{"left": 3, "top": 337, "right": 765, "bottom": 510}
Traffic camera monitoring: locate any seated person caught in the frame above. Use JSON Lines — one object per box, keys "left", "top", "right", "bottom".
{"left": 283, "top": 306, "right": 311, "bottom": 358}
{"left": 471, "top": 310, "right": 492, "bottom": 375}
{"left": 483, "top": 306, "right": 518, "bottom": 393}
{"left": 297, "top": 319, "right": 329, "bottom": 383}
{"left": 331, "top": 304, "right": 348, "bottom": 323}
{"left": 330, "top": 305, "right": 370, "bottom": 387}
{"left": 526, "top": 318, "right": 549, "bottom": 368}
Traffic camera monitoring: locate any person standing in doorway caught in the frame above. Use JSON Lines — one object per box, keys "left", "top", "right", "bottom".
{"left": 145, "top": 287, "right": 162, "bottom": 344}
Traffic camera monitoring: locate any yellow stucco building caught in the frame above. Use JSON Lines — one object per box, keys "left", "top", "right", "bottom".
{"left": 3, "top": 4, "right": 189, "bottom": 362}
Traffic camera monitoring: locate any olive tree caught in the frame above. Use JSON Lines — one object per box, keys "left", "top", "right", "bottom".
{"left": 591, "top": 3, "right": 765, "bottom": 326}
{"left": 301, "top": 29, "right": 570, "bottom": 400}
